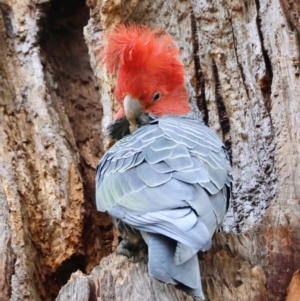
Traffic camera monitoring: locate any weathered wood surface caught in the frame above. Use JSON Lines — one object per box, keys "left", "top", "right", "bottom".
{"left": 55, "top": 271, "right": 92, "bottom": 301}
{"left": 0, "top": 0, "right": 299, "bottom": 300}
{"left": 0, "top": 0, "right": 111, "bottom": 300}
{"left": 56, "top": 253, "right": 196, "bottom": 301}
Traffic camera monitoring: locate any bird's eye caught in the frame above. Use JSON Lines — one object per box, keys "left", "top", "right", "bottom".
{"left": 152, "top": 92, "right": 161, "bottom": 101}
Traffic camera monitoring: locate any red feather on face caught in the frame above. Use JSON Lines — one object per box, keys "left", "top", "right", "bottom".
{"left": 101, "top": 24, "right": 190, "bottom": 117}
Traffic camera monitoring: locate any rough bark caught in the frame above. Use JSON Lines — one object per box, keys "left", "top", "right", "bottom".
{"left": 56, "top": 253, "right": 196, "bottom": 301}
{"left": 0, "top": 0, "right": 111, "bottom": 300}
{"left": 0, "top": 0, "right": 300, "bottom": 300}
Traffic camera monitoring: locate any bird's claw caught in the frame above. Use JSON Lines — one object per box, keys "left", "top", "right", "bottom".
{"left": 115, "top": 239, "right": 136, "bottom": 258}
{"left": 115, "top": 239, "right": 148, "bottom": 263}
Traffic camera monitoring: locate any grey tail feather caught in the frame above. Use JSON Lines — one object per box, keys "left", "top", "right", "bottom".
{"left": 147, "top": 232, "right": 205, "bottom": 300}
{"left": 174, "top": 242, "right": 199, "bottom": 265}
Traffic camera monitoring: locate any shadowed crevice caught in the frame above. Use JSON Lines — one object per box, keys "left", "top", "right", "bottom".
{"left": 0, "top": 3, "right": 14, "bottom": 37}
{"left": 190, "top": 6, "right": 208, "bottom": 125}
{"left": 255, "top": 0, "right": 273, "bottom": 119}
{"left": 212, "top": 60, "right": 232, "bottom": 162}
{"left": 47, "top": 254, "right": 86, "bottom": 299}
{"left": 37, "top": 0, "right": 111, "bottom": 299}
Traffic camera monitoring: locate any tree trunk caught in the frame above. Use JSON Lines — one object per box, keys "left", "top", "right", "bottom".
{"left": 0, "top": 0, "right": 299, "bottom": 300}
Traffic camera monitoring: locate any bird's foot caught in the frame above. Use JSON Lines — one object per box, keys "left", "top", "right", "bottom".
{"left": 115, "top": 239, "right": 147, "bottom": 263}
{"left": 115, "top": 239, "right": 137, "bottom": 258}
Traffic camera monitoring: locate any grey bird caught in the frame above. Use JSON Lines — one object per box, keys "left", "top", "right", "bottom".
{"left": 96, "top": 24, "right": 233, "bottom": 300}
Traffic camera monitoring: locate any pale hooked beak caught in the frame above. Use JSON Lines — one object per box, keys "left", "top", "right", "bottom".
{"left": 124, "top": 95, "right": 144, "bottom": 133}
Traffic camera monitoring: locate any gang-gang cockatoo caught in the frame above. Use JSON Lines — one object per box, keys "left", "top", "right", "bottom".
{"left": 96, "top": 24, "right": 232, "bottom": 300}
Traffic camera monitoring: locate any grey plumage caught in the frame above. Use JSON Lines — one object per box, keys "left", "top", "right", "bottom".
{"left": 96, "top": 116, "right": 232, "bottom": 299}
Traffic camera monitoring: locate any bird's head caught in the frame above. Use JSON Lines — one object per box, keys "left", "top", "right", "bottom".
{"left": 101, "top": 24, "right": 190, "bottom": 132}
